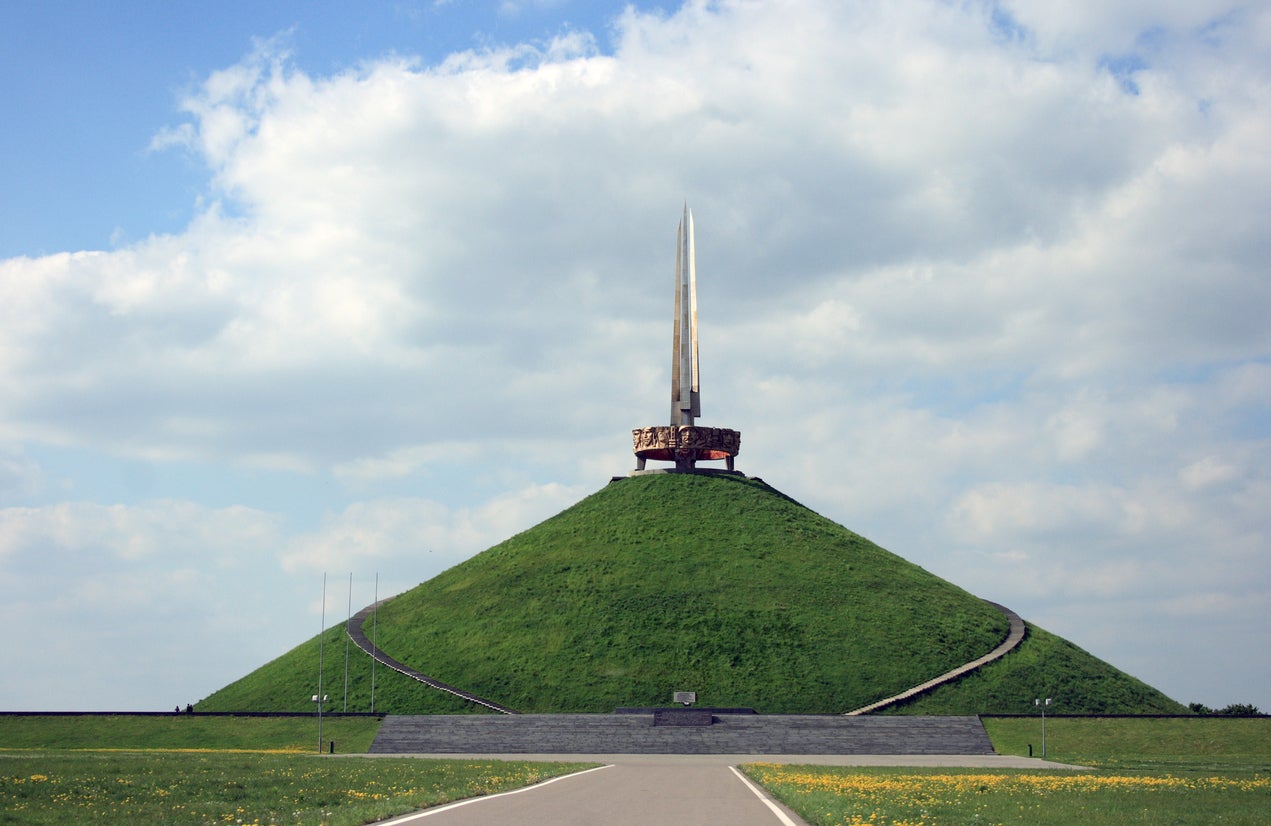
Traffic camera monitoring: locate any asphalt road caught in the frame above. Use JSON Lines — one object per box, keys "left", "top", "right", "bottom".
{"left": 369, "top": 753, "right": 1085, "bottom": 825}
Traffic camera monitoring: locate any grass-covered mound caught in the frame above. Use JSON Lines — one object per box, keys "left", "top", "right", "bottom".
{"left": 201, "top": 473, "right": 1183, "bottom": 714}
{"left": 887, "top": 625, "right": 1186, "bottom": 715}
{"left": 196, "top": 623, "right": 481, "bottom": 714}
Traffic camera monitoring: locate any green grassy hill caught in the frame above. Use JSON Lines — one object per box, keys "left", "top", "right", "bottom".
{"left": 199, "top": 473, "right": 1185, "bottom": 714}
{"left": 887, "top": 624, "right": 1183, "bottom": 715}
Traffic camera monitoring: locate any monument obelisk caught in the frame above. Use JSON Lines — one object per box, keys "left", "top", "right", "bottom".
{"left": 671, "top": 205, "right": 700, "bottom": 427}
{"left": 632, "top": 205, "right": 741, "bottom": 474}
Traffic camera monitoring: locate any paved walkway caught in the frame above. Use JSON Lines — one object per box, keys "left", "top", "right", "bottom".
{"left": 367, "top": 753, "right": 1086, "bottom": 826}
{"left": 346, "top": 600, "right": 515, "bottom": 714}
{"left": 845, "top": 600, "right": 1028, "bottom": 715}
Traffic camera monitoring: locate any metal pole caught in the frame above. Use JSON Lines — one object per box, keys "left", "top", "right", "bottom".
{"left": 1036, "top": 697, "right": 1051, "bottom": 757}
{"left": 370, "top": 573, "right": 378, "bottom": 713}
{"left": 318, "top": 573, "right": 326, "bottom": 754}
{"left": 343, "top": 572, "right": 352, "bottom": 712}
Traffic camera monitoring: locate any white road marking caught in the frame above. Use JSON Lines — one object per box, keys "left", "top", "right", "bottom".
{"left": 375, "top": 764, "right": 614, "bottom": 823}
{"left": 729, "top": 765, "right": 801, "bottom": 826}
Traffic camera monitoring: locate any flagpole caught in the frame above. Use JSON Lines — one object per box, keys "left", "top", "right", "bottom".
{"left": 317, "top": 573, "right": 326, "bottom": 753}
{"left": 343, "top": 572, "right": 352, "bottom": 713}
{"left": 371, "top": 572, "right": 379, "bottom": 713}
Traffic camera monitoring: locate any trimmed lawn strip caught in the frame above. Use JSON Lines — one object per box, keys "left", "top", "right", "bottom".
{"left": 0, "top": 715, "right": 384, "bottom": 754}
{"left": 982, "top": 716, "right": 1271, "bottom": 772}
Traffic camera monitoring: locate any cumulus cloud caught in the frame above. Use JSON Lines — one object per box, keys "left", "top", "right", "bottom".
{"left": 0, "top": 0, "right": 1268, "bottom": 709}
{"left": 0, "top": 500, "right": 278, "bottom": 564}
{"left": 280, "top": 482, "right": 584, "bottom": 572}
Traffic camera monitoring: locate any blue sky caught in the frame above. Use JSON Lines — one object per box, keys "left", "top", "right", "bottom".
{"left": 1, "top": 1, "right": 675, "bottom": 257}
{"left": 1, "top": 0, "right": 1269, "bottom": 714}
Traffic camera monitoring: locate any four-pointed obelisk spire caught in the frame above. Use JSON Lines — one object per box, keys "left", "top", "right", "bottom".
{"left": 671, "top": 204, "right": 701, "bottom": 426}
{"left": 630, "top": 205, "right": 741, "bottom": 475}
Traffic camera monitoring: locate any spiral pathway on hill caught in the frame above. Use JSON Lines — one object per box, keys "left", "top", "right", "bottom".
{"left": 346, "top": 600, "right": 517, "bottom": 714}
{"left": 843, "top": 600, "right": 1027, "bottom": 715}
{"left": 348, "top": 598, "right": 1025, "bottom": 717}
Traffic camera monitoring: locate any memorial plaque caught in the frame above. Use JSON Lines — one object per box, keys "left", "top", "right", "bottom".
{"left": 653, "top": 708, "right": 714, "bottom": 727}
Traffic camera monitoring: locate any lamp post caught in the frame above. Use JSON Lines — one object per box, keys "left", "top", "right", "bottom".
{"left": 313, "top": 694, "right": 328, "bottom": 753}
{"left": 1035, "top": 697, "right": 1052, "bottom": 757}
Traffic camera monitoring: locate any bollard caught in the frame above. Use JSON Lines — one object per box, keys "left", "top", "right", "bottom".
{"left": 329, "top": 740, "right": 335, "bottom": 754}
{"left": 1028, "top": 743, "right": 1033, "bottom": 757}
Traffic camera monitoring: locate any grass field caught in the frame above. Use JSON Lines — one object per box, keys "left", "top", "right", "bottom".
{"left": 743, "top": 717, "right": 1271, "bottom": 825}
{"left": 983, "top": 716, "right": 1271, "bottom": 772}
{"left": 1, "top": 751, "right": 594, "bottom": 825}
{"left": 0, "top": 714, "right": 384, "bottom": 753}
{"left": 742, "top": 763, "right": 1270, "bottom": 825}
{"left": 0, "top": 715, "right": 593, "bottom": 825}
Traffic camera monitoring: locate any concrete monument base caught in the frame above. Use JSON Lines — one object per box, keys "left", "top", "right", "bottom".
{"left": 615, "top": 468, "right": 748, "bottom": 482}
{"left": 625, "top": 467, "right": 746, "bottom": 477}
{"left": 632, "top": 425, "right": 741, "bottom": 473}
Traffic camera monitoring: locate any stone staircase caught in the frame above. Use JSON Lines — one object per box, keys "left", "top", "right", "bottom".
{"left": 369, "top": 713, "right": 995, "bottom": 755}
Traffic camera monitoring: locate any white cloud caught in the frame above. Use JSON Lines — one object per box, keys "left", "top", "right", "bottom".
{"left": 1002, "top": 0, "right": 1251, "bottom": 57}
{"left": 280, "top": 482, "right": 584, "bottom": 573}
{"left": 1179, "top": 455, "right": 1239, "bottom": 490}
{"left": 1, "top": 0, "right": 1268, "bottom": 710}
{"left": 0, "top": 500, "right": 279, "bottom": 564}
{"left": 0, "top": 446, "right": 43, "bottom": 498}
